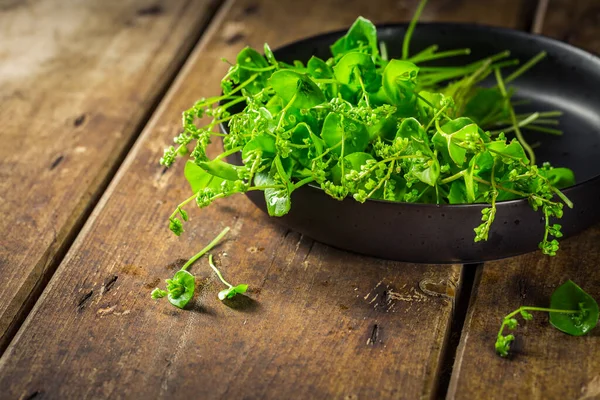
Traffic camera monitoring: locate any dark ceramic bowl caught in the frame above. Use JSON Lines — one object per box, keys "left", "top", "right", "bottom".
{"left": 223, "top": 23, "right": 600, "bottom": 264}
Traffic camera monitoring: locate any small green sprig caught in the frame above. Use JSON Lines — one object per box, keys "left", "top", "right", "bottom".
{"left": 151, "top": 227, "right": 231, "bottom": 309}
{"left": 495, "top": 280, "right": 599, "bottom": 357}
{"left": 208, "top": 254, "right": 248, "bottom": 300}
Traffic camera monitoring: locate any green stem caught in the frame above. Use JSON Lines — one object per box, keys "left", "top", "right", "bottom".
{"left": 440, "top": 169, "right": 466, "bottom": 184}
{"left": 489, "top": 112, "right": 539, "bottom": 135}
{"left": 494, "top": 68, "right": 536, "bottom": 166}
{"left": 181, "top": 227, "right": 231, "bottom": 271}
{"left": 213, "top": 146, "right": 243, "bottom": 161}
{"left": 410, "top": 48, "right": 470, "bottom": 63}
{"left": 498, "top": 305, "right": 580, "bottom": 339}
{"left": 505, "top": 51, "right": 546, "bottom": 84}
{"left": 208, "top": 254, "right": 232, "bottom": 288}
{"left": 170, "top": 192, "right": 201, "bottom": 221}
{"left": 402, "top": 0, "right": 428, "bottom": 60}
{"left": 294, "top": 176, "right": 315, "bottom": 189}
{"left": 238, "top": 64, "right": 277, "bottom": 72}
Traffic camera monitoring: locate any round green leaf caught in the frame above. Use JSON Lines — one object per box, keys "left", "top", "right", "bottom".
{"left": 268, "top": 70, "right": 325, "bottom": 109}
{"left": 307, "top": 56, "right": 334, "bottom": 79}
{"left": 550, "top": 280, "right": 599, "bottom": 336}
{"left": 167, "top": 270, "right": 195, "bottom": 309}
{"left": 330, "top": 16, "right": 379, "bottom": 57}
{"left": 541, "top": 167, "right": 575, "bottom": 189}
{"left": 382, "top": 60, "right": 419, "bottom": 114}
{"left": 184, "top": 161, "right": 225, "bottom": 193}
{"left": 334, "top": 52, "right": 379, "bottom": 93}
{"left": 236, "top": 47, "right": 270, "bottom": 94}
{"left": 321, "top": 112, "right": 370, "bottom": 156}
{"left": 242, "top": 134, "right": 276, "bottom": 161}
{"left": 255, "top": 171, "right": 291, "bottom": 217}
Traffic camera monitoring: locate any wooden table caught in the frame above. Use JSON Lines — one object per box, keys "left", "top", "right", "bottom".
{"left": 1, "top": 0, "right": 598, "bottom": 398}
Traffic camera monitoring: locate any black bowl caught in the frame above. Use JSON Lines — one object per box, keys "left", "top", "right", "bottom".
{"left": 223, "top": 23, "right": 600, "bottom": 264}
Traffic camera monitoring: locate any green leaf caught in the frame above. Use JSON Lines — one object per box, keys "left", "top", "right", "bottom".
{"left": 432, "top": 125, "right": 477, "bottom": 167}
{"left": 218, "top": 284, "right": 249, "bottom": 300}
{"left": 197, "top": 159, "right": 240, "bottom": 181}
{"left": 268, "top": 70, "right": 326, "bottom": 109}
{"left": 167, "top": 270, "right": 195, "bottom": 309}
{"left": 263, "top": 43, "right": 277, "bottom": 65}
{"left": 382, "top": 60, "right": 419, "bottom": 115}
{"left": 549, "top": 280, "right": 599, "bottom": 336}
{"left": 184, "top": 161, "right": 224, "bottom": 193}
{"left": 541, "top": 167, "right": 575, "bottom": 189}
{"left": 242, "top": 134, "right": 277, "bottom": 160}
{"left": 237, "top": 47, "right": 270, "bottom": 94}
{"left": 333, "top": 52, "right": 379, "bottom": 93}
{"left": 255, "top": 171, "right": 291, "bottom": 217}
{"left": 411, "top": 157, "right": 440, "bottom": 187}
{"left": 448, "top": 181, "right": 468, "bottom": 204}
{"left": 321, "top": 112, "right": 370, "bottom": 156}
{"left": 307, "top": 56, "right": 334, "bottom": 79}
{"left": 463, "top": 88, "right": 505, "bottom": 123}
{"left": 440, "top": 117, "right": 476, "bottom": 134}
{"left": 330, "top": 16, "right": 379, "bottom": 57}
{"left": 487, "top": 139, "right": 529, "bottom": 164}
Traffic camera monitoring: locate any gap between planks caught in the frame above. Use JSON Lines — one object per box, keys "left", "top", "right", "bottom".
{"left": 0, "top": 0, "right": 227, "bottom": 356}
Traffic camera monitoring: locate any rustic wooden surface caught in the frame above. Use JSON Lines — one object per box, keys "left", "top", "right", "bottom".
{"left": 537, "top": 0, "right": 600, "bottom": 54}
{"left": 447, "top": 226, "right": 600, "bottom": 400}
{"left": 0, "top": 0, "right": 220, "bottom": 351}
{"left": 447, "top": 3, "right": 600, "bottom": 399}
{"left": 0, "top": 0, "right": 533, "bottom": 399}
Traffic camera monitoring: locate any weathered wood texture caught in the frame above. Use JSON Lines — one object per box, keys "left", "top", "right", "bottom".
{"left": 447, "top": 226, "right": 600, "bottom": 400}
{"left": 447, "top": 3, "right": 600, "bottom": 398}
{"left": 538, "top": 0, "right": 600, "bottom": 54}
{"left": 0, "top": 0, "right": 529, "bottom": 399}
{"left": 0, "top": 0, "right": 220, "bottom": 350}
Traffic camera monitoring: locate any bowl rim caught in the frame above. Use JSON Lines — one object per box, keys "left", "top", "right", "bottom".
{"left": 219, "top": 21, "right": 600, "bottom": 209}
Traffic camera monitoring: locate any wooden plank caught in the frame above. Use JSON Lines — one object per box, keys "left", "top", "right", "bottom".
{"left": 0, "top": 0, "right": 530, "bottom": 399}
{"left": 536, "top": 0, "right": 600, "bottom": 54}
{"left": 447, "top": 4, "right": 600, "bottom": 397}
{"left": 447, "top": 226, "right": 600, "bottom": 399}
{"left": 0, "top": 0, "right": 220, "bottom": 350}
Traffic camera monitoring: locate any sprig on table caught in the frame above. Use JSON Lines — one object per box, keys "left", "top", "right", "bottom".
{"left": 208, "top": 254, "right": 248, "bottom": 300}
{"left": 495, "top": 280, "right": 599, "bottom": 357}
{"left": 151, "top": 227, "right": 239, "bottom": 308}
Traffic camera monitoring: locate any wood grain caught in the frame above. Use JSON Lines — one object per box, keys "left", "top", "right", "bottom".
{"left": 0, "top": 0, "right": 220, "bottom": 350}
{"left": 447, "top": 226, "right": 600, "bottom": 399}
{"left": 447, "top": 4, "right": 600, "bottom": 398}
{"left": 0, "top": 0, "right": 530, "bottom": 399}
{"left": 537, "top": 0, "right": 600, "bottom": 54}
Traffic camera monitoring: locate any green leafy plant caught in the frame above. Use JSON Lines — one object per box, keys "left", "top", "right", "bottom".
{"left": 208, "top": 254, "right": 248, "bottom": 300}
{"left": 495, "top": 280, "right": 599, "bottom": 357}
{"left": 160, "top": 0, "right": 575, "bottom": 255}
{"left": 151, "top": 227, "right": 231, "bottom": 308}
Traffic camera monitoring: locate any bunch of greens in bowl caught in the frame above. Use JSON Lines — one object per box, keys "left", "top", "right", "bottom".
{"left": 160, "top": 2, "right": 574, "bottom": 256}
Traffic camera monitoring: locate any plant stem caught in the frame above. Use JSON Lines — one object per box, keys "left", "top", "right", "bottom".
{"left": 214, "top": 146, "right": 243, "bottom": 161}
{"left": 181, "top": 227, "right": 231, "bottom": 271}
{"left": 440, "top": 169, "right": 466, "bottom": 184}
{"left": 494, "top": 68, "right": 536, "bottom": 165}
{"left": 294, "top": 176, "right": 315, "bottom": 189}
{"left": 497, "top": 305, "right": 580, "bottom": 339}
{"left": 505, "top": 51, "right": 546, "bottom": 84}
{"left": 410, "top": 48, "right": 470, "bottom": 63}
{"left": 208, "top": 254, "right": 232, "bottom": 288}
{"left": 402, "top": 0, "right": 428, "bottom": 60}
